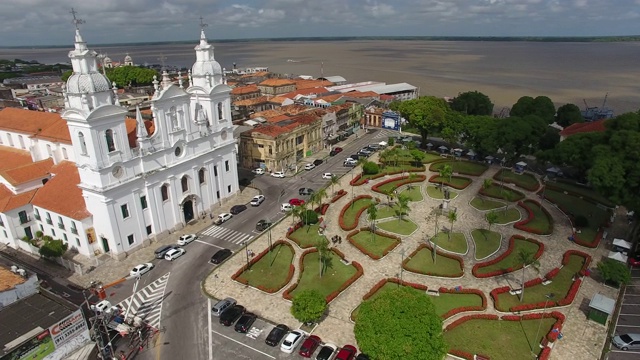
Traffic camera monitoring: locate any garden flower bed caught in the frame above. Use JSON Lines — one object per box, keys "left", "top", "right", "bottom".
{"left": 472, "top": 235, "right": 543, "bottom": 278}
{"left": 339, "top": 195, "right": 375, "bottom": 231}
{"left": 493, "top": 169, "right": 540, "bottom": 191}
{"left": 470, "top": 229, "right": 501, "bottom": 260}
{"left": 429, "top": 159, "right": 488, "bottom": 176}
{"left": 431, "top": 232, "right": 468, "bottom": 255}
{"left": 514, "top": 199, "right": 553, "bottom": 235}
{"left": 371, "top": 174, "right": 427, "bottom": 194}
{"left": 350, "top": 165, "right": 425, "bottom": 186}
{"left": 376, "top": 218, "right": 418, "bottom": 235}
{"left": 347, "top": 228, "right": 401, "bottom": 260}
{"left": 231, "top": 240, "right": 295, "bottom": 293}
{"left": 330, "top": 189, "right": 347, "bottom": 203}
{"left": 491, "top": 208, "right": 521, "bottom": 225}
{"left": 403, "top": 243, "right": 464, "bottom": 278}
{"left": 287, "top": 222, "right": 325, "bottom": 248}
{"left": 428, "top": 175, "right": 472, "bottom": 190}
{"left": 479, "top": 184, "right": 525, "bottom": 202}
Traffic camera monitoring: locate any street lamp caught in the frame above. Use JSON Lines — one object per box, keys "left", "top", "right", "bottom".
{"left": 532, "top": 293, "right": 555, "bottom": 356}
{"left": 243, "top": 240, "right": 250, "bottom": 269}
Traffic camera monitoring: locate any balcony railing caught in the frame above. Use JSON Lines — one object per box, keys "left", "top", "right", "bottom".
{"left": 34, "top": 214, "right": 41, "bottom": 220}
{"left": 58, "top": 223, "right": 65, "bottom": 230}
{"left": 46, "top": 218, "right": 53, "bottom": 225}
{"left": 20, "top": 216, "right": 31, "bottom": 225}
{"left": 70, "top": 228, "right": 78, "bottom": 235}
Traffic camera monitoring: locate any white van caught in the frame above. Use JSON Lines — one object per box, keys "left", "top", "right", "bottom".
{"left": 281, "top": 203, "right": 293, "bottom": 212}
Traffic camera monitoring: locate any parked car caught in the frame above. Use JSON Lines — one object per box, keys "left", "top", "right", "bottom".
{"left": 250, "top": 195, "right": 265, "bottom": 206}
{"left": 154, "top": 245, "right": 174, "bottom": 259}
{"left": 281, "top": 203, "right": 293, "bottom": 212}
{"left": 265, "top": 324, "right": 290, "bottom": 347}
{"left": 333, "top": 147, "right": 343, "bottom": 153}
{"left": 629, "top": 255, "right": 640, "bottom": 267}
{"left": 304, "top": 163, "right": 316, "bottom": 171}
{"left": 271, "top": 171, "right": 285, "bottom": 178}
{"left": 219, "top": 304, "right": 246, "bottom": 326}
{"left": 211, "top": 297, "right": 236, "bottom": 317}
{"left": 329, "top": 150, "right": 338, "bottom": 156}
{"left": 343, "top": 159, "right": 357, "bottom": 167}
{"left": 358, "top": 149, "right": 372, "bottom": 156}
{"left": 299, "top": 188, "right": 314, "bottom": 196}
{"left": 299, "top": 335, "right": 322, "bottom": 357}
{"left": 336, "top": 345, "right": 357, "bottom": 360}
{"left": 177, "top": 234, "right": 197, "bottom": 246}
{"left": 316, "top": 344, "right": 338, "bottom": 360}
{"left": 130, "top": 263, "right": 153, "bottom": 277}
{"left": 164, "top": 248, "right": 186, "bottom": 261}
{"left": 252, "top": 168, "right": 265, "bottom": 175}
{"left": 367, "top": 143, "right": 381, "bottom": 150}
{"left": 234, "top": 312, "right": 258, "bottom": 333}
{"left": 281, "top": 330, "right": 305, "bottom": 354}
{"left": 216, "top": 213, "right": 232, "bottom": 224}
{"left": 256, "top": 219, "right": 272, "bottom": 231}
{"left": 322, "top": 173, "right": 332, "bottom": 179}
{"left": 612, "top": 333, "right": 640, "bottom": 351}
{"left": 289, "top": 198, "right": 305, "bottom": 206}
{"left": 230, "top": 204, "right": 247, "bottom": 215}
{"left": 313, "top": 159, "right": 323, "bottom": 166}
{"left": 210, "top": 249, "right": 232, "bottom": 264}
{"left": 349, "top": 154, "right": 360, "bottom": 160}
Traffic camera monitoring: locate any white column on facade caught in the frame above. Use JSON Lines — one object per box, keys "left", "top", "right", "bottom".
{"left": 146, "top": 182, "right": 163, "bottom": 234}
{"left": 167, "top": 175, "right": 181, "bottom": 225}
{"left": 131, "top": 190, "right": 148, "bottom": 240}
{"left": 104, "top": 200, "right": 125, "bottom": 253}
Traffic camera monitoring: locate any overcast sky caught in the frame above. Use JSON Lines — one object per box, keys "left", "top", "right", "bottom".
{"left": 2, "top": 0, "right": 640, "bottom": 47}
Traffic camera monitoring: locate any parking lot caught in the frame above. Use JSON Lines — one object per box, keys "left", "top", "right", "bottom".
{"left": 607, "top": 267, "right": 640, "bottom": 359}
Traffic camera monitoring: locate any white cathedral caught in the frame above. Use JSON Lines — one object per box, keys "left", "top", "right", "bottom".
{"left": 0, "top": 25, "right": 239, "bottom": 260}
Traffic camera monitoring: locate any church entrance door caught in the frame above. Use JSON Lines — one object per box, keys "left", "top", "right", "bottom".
{"left": 183, "top": 200, "right": 194, "bottom": 223}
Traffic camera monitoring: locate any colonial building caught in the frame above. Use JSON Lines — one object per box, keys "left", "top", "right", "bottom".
{"left": 258, "top": 78, "right": 296, "bottom": 96}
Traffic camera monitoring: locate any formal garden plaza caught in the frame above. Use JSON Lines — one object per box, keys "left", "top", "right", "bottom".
{"left": 205, "top": 145, "right": 625, "bottom": 360}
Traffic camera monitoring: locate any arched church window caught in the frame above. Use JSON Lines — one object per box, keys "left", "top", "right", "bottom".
{"left": 105, "top": 129, "right": 116, "bottom": 152}
{"left": 78, "top": 132, "right": 87, "bottom": 155}
{"left": 217, "top": 102, "right": 223, "bottom": 121}
{"left": 181, "top": 176, "right": 189, "bottom": 193}
{"left": 198, "top": 168, "right": 206, "bottom": 185}
{"left": 161, "top": 184, "right": 169, "bottom": 201}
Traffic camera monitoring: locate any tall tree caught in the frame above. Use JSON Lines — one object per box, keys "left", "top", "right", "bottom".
{"left": 556, "top": 103, "right": 584, "bottom": 127}
{"left": 316, "top": 236, "right": 330, "bottom": 277}
{"left": 451, "top": 90, "right": 494, "bottom": 116}
{"left": 106, "top": 66, "right": 158, "bottom": 87}
{"left": 439, "top": 165, "right": 453, "bottom": 197}
{"left": 517, "top": 249, "right": 540, "bottom": 302}
{"left": 510, "top": 96, "right": 556, "bottom": 124}
{"left": 447, "top": 211, "right": 457, "bottom": 240}
{"left": 367, "top": 204, "right": 378, "bottom": 237}
{"left": 597, "top": 258, "right": 631, "bottom": 286}
{"left": 486, "top": 211, "right": 498, "bottom": 232}
{"left": 396, "top": 194, "right": 410, "bottom": 220}
{"left": 394, "top": 96, "right": 450, "bottom": 144}
{"left": 291, "top": 290, "right": 327, "bottom": 324}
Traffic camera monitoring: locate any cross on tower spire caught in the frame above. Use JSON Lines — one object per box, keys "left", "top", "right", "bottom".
{"left": 199, "top": 16, "right": 208, "bottom": 31}
{"left": 70, "top": 8, "right": 85, "bottom": 30}
{"left": 157, "top": 54, "right": 167, "bottom": 70}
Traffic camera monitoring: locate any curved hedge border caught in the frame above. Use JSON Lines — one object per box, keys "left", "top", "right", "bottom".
{"left": 330, "top": 189, "right": 347, "bottom": 203}
{"left": 501, "top": 311, "right": 566, "bottom": 346}
{"left": 472, "top": 235, "right": 544, "bottom": 278}
{"left": 429, "top": 159, "right": 488, "bottom": 176}
{"left": 438, "top": 287, "right": 488, "bottom": 319}
{"left": 402, "top": 243, "right": 464, "bottom": 278}
{"left": 350, "top": 166, "right": 426, "bottom": 186}
{"left": 514, "top": 199, "right": 553, "bottom": 235}
{"left": 371, "top": 174, "right": 427, "bottom": 194}
{"left": 361, "top": 278, "right": 429, "bottom": 300}
{"left": 286, "top": 218, "right": 324, "bottom": 248}
{"left": 282, "top": 248, "right": 364, "bottom": 303}
{"left": 445, "top": 313, "right": 499, "bottom": 331}
{"left": 346, "top": 227, "right": 401, "bottom": 260}
{"left": 231, "top": 240, "right": 296, "bottom": 293}
{"left": 479, "top": 184, "right": 526, "bottom": 202}
{"left": 427, "top": 175, "right": 472, "bottom": 190}
{"left": 493, "top": 169, "right": 541, "bottom": 191}
{"left": 339, "top": 195, "right": 374, "bottom": 231}
{"left": 314, "top": 203, "right": 330, "bottom": 215}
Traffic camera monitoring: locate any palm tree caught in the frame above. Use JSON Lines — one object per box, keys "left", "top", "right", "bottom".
{"left": 385, "top": 188, "right": 395, "bottom": 207}
{"left": 367, "top": 204, "right": 378, "bottom": 235}
{"left": 439, "top": 164, "right": 453, "bottom": 197}
{"left": 406, "top": 172, "right": 418, "bottom": 190}
{"left": 517, "top": 249, "right": 540, "bottom": 302}
{"left": 486, "top": 211, "right": 498, "bottom": 232}
{"left": 482, "top": 178, "right": 493, "bottom": 203}
{"left": 316, "top": 236, "right": 330, "bottom": 277}
{"left": 309, "top": 192, "right": 321, "bottom": 212}
{"left": 447, "top": 210, "right": 458, "bottom": 240}
{"left": 291, "top": 206, "right": 302, "bottom": 226}
{"left": 330, "top": 175, "right": 339, "bottom": 195}
{"left": 316, "top": 188, "right": 327, "bottom": 207}
{"left": 396, "top": 194, "right": 410, "bottom": 220}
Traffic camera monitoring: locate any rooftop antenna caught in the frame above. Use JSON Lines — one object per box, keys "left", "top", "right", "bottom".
{"left": 70, "top": 7, "right": 85, "bottom": 30}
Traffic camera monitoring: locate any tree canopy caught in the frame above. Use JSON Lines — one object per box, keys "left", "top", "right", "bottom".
{"left": 450, "top": 91, "right": 494, "bottom": 116}
{"left": 291, "top": 289, "right": 327, "bottom": 324}
{"left": 38, "top": 238, "right": 68, "bottom": 258}
{"left": 392, "top": 96, "right": 451, "bottom": 144}
{"left": 354, "top": 286, "right": 447, "bottom": 360}
{"left": 107, "top": 66, "right": 158, "bottom": 87}
{"left": 597, "top": 258, "right": 631, "bottom": 286}
{"left": 510, "top": 96, "right": 556, "bottom": 124}
{"left": 556, "top": 103, "right": 584, "bottom": 127}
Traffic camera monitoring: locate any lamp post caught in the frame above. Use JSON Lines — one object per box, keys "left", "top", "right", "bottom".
{"left": 532, "top": 293, "right": 555, "bottom": 356}
{"left": 243, "top": 240, "right": 250, "bottom": 269}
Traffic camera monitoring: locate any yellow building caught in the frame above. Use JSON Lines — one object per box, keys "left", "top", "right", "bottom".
{"left": 258, "top": 78, "right": 296, "bottom": 96}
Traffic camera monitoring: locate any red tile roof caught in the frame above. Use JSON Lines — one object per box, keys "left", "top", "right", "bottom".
{"left": 0, "top": 266, "right": 27, "bottom": 292}
{"left": 31, "top": 117, "right": 72, "bottom": 144}
{"left": 247, "top": 113, "right": 320, "bottom": 138}
{"left": 234, "top": 96, "right": 270, "bottom": 106}
{"left": 30, "top": 161, "right": 90, "bottom": 220}
{"left": 0, "top": 146, "right": 34, "bottom": 172}
{"left": 259, "top": 78, "right": 295, "bottom": 87}
{"left": 0, "top": 185, "right": 37, "bottom": 212}
{"left": 125, "top": 117, "right": 156, "bottom": 148}
{"left": 293, "top": 79, "right": 333, "bottom": 90}
{"left": 559, "top": 120, "right": 608, "bottom": 138}
{"left": 230, "top": 84, "right": 260, "bottom": 95}
{"left": 281, "top": 87, "right": 329, "bottom": 99}
{"left": 0, "top": 158, "right": 53, "bottom": 186}
{"left": 0, "top": 108, "right": 71, "bottom": 144}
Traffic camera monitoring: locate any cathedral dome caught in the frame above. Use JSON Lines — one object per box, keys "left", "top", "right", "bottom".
{"left": 66, "top": 72, "right": 111, "bottom": 94}
{"left": 124, "top": 54, "right": 132, "bottom": 62}
{"left": 191, "top": 60, "right": 222, "bottom": 77}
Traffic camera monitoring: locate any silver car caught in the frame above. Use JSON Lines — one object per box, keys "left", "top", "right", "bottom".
{"left": 612, "top": 333, "right": 640, "bottom": 351}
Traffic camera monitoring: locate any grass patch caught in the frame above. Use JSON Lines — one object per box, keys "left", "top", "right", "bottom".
{"left": 422, "top": 152, "right": 444, "bottom": 163}
{"left": 471, "top": 229, "right": 501, "bottom": 260}
{"left": 547, "top": 180, "right": 615, "bottom": 207}
{"left": 430, "top": 160, "right": 488, "bottom": 176}
{"left": 400, "top": 186, "right": 423, "bottom": 201}
{"left": 375, "top": 177, "right": 425, "bottom": 194}
{"left": 494, "top": 169, "right": 540, "bottom": 191}
{"left": 495, "top": 254, "right": 586, "bottom": 311}
{"left": 377, "top": 218, "right": 418, "bottom": 235}
{"left": 429, "top": 176, "right": 472, "bottom": 189}
{"left": 444, "top": 318, "right": 555, "bottom": 360}
{"left": 291, "top": 251, "right": 358, "bottom": 299}
{"left": 432, "top": 232, "right": 468, "bottom": 254}
{"left": 359, "top": 164, "right": 424, "bottom": 182}
{"left": 475, "top": 238, "right": 540, "bottom": 276}
{"left": 376, "top": 204, "right": 402, "bottom": 219}
{"left": 544, "top": 189, "right": 609, "bottom": 245}
{"left": 342, "top": 198, "right": 375, "bottom": 229}
{"left": 288, "top": 224, "right": 326, "bottom": 248}
{"left": 480, "top": 184, "right": 525, "bottom": 202}
{"left": 470, "top": 197, "right": 505, "bottom": 211}
{"left": 491, "top": 208, "right": 521, "bottom": 224}
{"left": 237, "top": 244, "right": 294, "bottom": 290}
{"left": 426, "top": 185, "right": 458, "bottom": 200}
{"left": 350, "top": 230, "right": 400, "bottom": 258}
{"left": 518, "top": 200, "right": 553, "bottom": 234}
{"left": 404, "top": 247, "right": 463, "bottom": 277}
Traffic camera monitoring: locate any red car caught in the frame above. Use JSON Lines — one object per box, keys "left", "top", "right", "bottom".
{"left": 336, "top": 345, "right": 357, "bottom": 360}
{"left": 289, "top": 198, "right": 305, "bottom": 206}
{"left": 630, "top": 256, "right": 640, "bottom": 267}
{"left": 334, "top": 147, "right": 343, "bottom": 153}
{"left": 299, "top": 335, "right": 321, "bottom": 357}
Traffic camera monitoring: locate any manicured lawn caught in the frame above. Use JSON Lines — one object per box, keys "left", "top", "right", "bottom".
{"left": 342, "top": 198, "right": 375, "bottom": 229}
{"left": 376, "top": 218, "right": 418, "bottom": 235}
{"left": 359, "top": 164, "right": 423, "bottom": 182}
{"left": 495, "top": 254, "right": 586, "bottom": 311}
{"left": 444, "top": 317, "right": 556, "bottom": 360}
{"left": 404, "top": 247, "right": 463, "bottom": 277}
{"left": 432, "top": 232, "right": 468, "bottom": 254}
{"left": 546, "top": 180, "right": 615, "bottom": 207}
{"left": 470, "top": 196, "right": 505, "bottom": 211}
{"left": 380, "top": 149, "right": 441, "bottom": 164}
{"left": 544, "top": 189, "right": 609, "bottom": 245}
{"left": 430, "top": 160, "right": 488, "bottom": 176}
{"left": 427, "top": 185, "right": 458, "bottom": 200}
{"left": 491, "top": 208, "right": 521, "bottom": 224}
{"left": 237, "top": 244, "right": 294, "bottom": 290}
{"left": 291, "top": 251, "right": 358, "bottom": 299}
{"left": 471, "top": 229, "right": 502, "bottom": 260}
{"left": 475, "top": 238, "right": 540, "bottom": 276}
{"left": 422, "top": 152, "right": 444, "bottom": 163}
{"left": 495, "top": 169, "right": 540, "bottom": 191}
{"left": 429, "top": 175, "right": 472, "bottom": 189}
{"left": 350, "top": 230, "right": 400, "bottom": 258}
{"left": 400, "top": 186, "right": 423, "bottom": 201}
{"left": 480, "top": 184, "right": 525, "bottom": 202}
{"left": 519, "top": 200, "right": 553, "bottom": 234}
{"left": 376, "top": 176, "right": 425, "bottom": 194}
{"left": 376, "top": 204, "right": 401, "bottom": 219}
{"left": 288, "top": 224, "right": 326, "bottom": 248}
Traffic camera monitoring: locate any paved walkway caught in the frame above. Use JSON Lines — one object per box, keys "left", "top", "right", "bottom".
{"left": 203, "top": 154, "right": 627, "bottom": 359}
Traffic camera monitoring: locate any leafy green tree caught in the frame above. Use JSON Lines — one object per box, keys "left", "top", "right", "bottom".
{"left": 460, "top": 115, "right": 500, "bottom": 156}
{"left": 394, "top": 96, "right": 450, "bottom": 144}
{"left": 451, "top": 90, "right": 494, "bottom": 115}
{"left": 387, "top": 137, "right": 395, "bottom": 146}
{"left": 38, "top": 239, "right": 68, "bottom": 258}
{"left": 362, "top": 161, "right": 379, "bottom": 175}
{"left": 106, "top": 66, "right": 158, "bottom": 87}
{"left": 302, "top": 209, "right": 319, "bottom": 225}
{"left": 316, "top": 236, "right": 331, "bottom": 277}
{"left": 291, "top": 206, "right": 302, "bottom": 225}
{"left": 597, "top": 258, "right": 631, "bottom": 286}
{"left": 354, "top": 286, "right": 447, "bottom": 360}
{"left": 510, "top": 96, "right": 556, "bottom": 124}
{"left": 61, "top": 70, "right": 72, "bottom": 82}
{"left": 517, "top": 249, "right": 540, "bottom": 302}
{"left": 438, "top": 165, "right": 453, "bottom": 197}
{"left": 538, "top": 127, "right": 560, "bottom": 151}
{"left": 291, "top": 290, "right": 327, "bottom": 324}
{"left": 367, "top": 204, "right": 378, "bottom": 235}
{"left": 486, "top": 211, "right": 498, "bottom": 232}
{"left": 447, "top": 211, "right": 457, "bottom": 240}
{"left": 410, "top": 149, "right": 426, "bottom": 167}
{"left": 495, "top": 116, "right": 547, "bottom": 162}
{"left": 396, "top": 194, "right": 410, "bottom": 220}
{"left": 556, "top": 103, "right": 584, "bottom": 127}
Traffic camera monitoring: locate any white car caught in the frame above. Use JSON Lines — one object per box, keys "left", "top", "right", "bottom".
{"left": 322, "top": 173, "right": 333, "bottom": 179}
{"left": 130, "top": 263, "right": 154, "bottom": 277}
{"left": 304, "top": 163, "right": 315, "bottom": 171}
{"left": 164, "top": 248, "right": 186, "bottom": 261}
{"left": 252, "top": 168, "right": 265, "bottom": 175}
{"left": 217, "top": 213, "right": 232, "bottom": 223}
{"left": 281, "top": 330, "right": 305, "bottom": 354}
{"left": 271, "top": 171, "right": 285, "bottom": 178}
{"left": 250, "top": 195, "right": 265, "bottom": 206}
{"left": 281, "top": 203, "right": 293, "bottom": 212}
{"left": 177, "top": 234, "right": 197, "bottom": 246}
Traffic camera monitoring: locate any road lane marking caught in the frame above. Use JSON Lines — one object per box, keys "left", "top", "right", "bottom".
{"left": 194, "top": 239, "right": 224, "bottom": 249}
{"left": 210, "top": 329, "right": 275, "bottom": 359}
{"left": 208, "top": 298, "right": 213, "bottom": 360}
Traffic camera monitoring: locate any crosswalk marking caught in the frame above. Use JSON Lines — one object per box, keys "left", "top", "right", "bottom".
{"left": 117, "top": 272, "right": 170, "bottom": 329}
{"left": 372, "top": 129, "right": 399, "bottom": 139}
{"left": 200, "top": 225, "right": 254, "bottom": 245}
